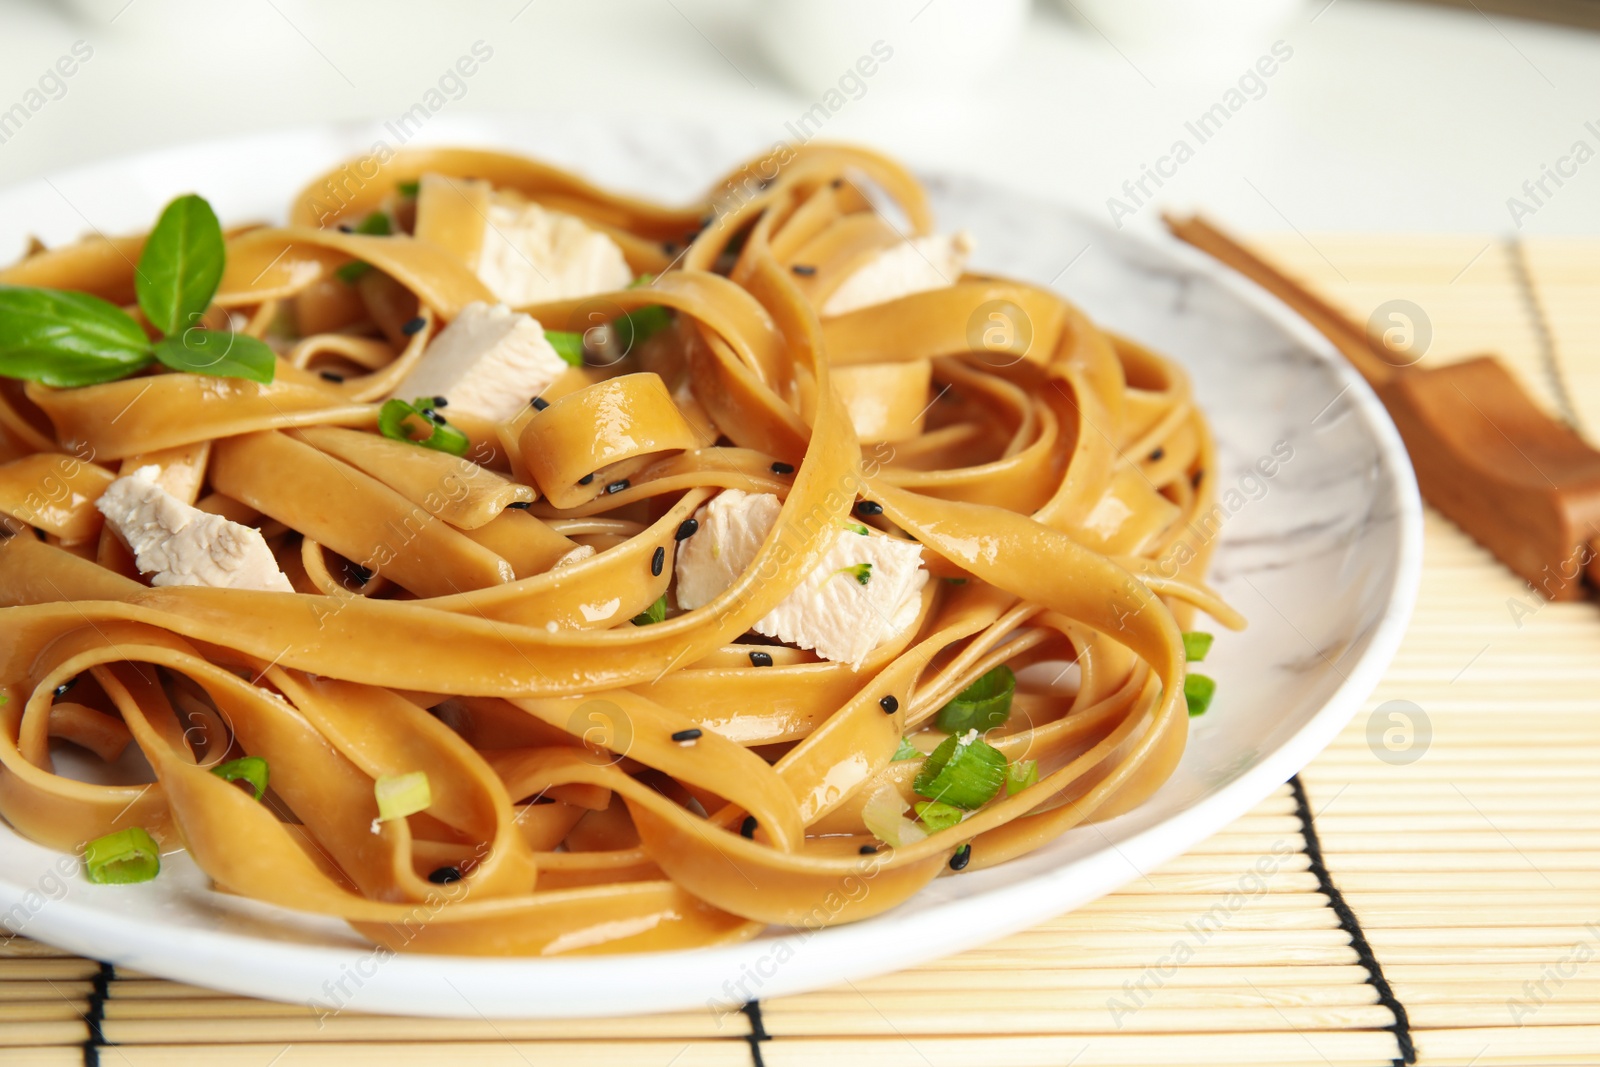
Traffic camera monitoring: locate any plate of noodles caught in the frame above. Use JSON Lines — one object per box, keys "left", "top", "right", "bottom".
{"left": 0, "top": 117, "right": 1420, "bottom": 1017}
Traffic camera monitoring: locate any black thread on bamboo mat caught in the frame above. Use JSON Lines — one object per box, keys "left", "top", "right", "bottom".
{"left": 740, "top": 1000, "right": 770, "bottom": 1066}
{"left": 1506, "top": 236, "right": 1582, "bottom": 432}
{"left": 1289, "top": 775, "right": 1415, "bottom": 1066}
{"left": 81, "top": 961, "right": 114, "bottom": 1067}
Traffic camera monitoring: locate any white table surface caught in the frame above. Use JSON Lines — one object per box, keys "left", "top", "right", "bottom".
{"left": 0, "top": 0, "right": 1597, "bottom": 242}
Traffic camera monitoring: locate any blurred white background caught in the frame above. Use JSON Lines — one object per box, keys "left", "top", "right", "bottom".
{"left": 0, "top": 0, "right": 1597, "bottom": 235}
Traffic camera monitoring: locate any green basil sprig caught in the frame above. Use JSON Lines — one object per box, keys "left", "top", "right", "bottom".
{"left": 0, "top": 193, "right": 275, "bottom": 388}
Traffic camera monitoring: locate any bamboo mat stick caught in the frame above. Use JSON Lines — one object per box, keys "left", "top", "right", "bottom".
{"left": 0, "top": 1022, "right": 87, "bottom": 1047}
{"left": 863, "top": 965, "right": 1374, "bottom": 990}
{"left": 0, "top": 1051, "right": 80, "bottom": 1067}
{"left": 1314, "top": 813, "right": 1600, "bottom": 832}
{"left": 1099, "top": 871, "right": 1322, "bottom": 894}
{"left": 103, "top": 1012, "right": 746, "bottom": 1042}
{"left": 109, "top": 980, "right": 240, "bottom": 1000}
{"left": 768, "top": 987, "right": 1381, "bottom": 1013}
{"left": 985, "top": 929, "right": 1355, "bottom": 952}
{"left": 759, "top": 1032, "right": 1400, "bottom": 1066}
{"left": 758, "top": 1004, "right": 1399, "bottom": 1036}
{"left": 1331, "top": 870, "right": 1600, "bottom": 891}
{"left": 0, "top": 942, "right": 75, "bottom": 960}
{"left": 0, "top": 960, "right": 101, "bottom": 981}
{"left": 1032, "top": 911, "right": 1340, "bottom": 934}
{"left": 1313, "top": 852, "right": 1600, "bottom": 872}
{"left": 1418, "top": 1024, "right": 1600, "bottom": 1061}
{"left": 935, "top": 945, "right": 1358, "bottom": 969}
{"left": 101, "top": 1044, "right": 756, "bottom": 1067}
{"left": 0, "top": 981, "right": 90, "bottom": 1001}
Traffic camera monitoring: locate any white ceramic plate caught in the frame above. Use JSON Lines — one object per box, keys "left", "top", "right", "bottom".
{"left": 0, "top": 117, "right": 1422, "bottom": 1019}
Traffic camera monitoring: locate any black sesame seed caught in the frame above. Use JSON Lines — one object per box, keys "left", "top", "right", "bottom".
{"left": 1148, "top": 447, "right": 1165, "bottom": 462}
{"left": 790, "top": 264, "right": 816, "bottom": 277}
{"left": 531, "top": 396, "right": 549, "bottom": 411}
{"left": 428, "top": 866, "right": 463, "bottom": 884}
{"left": 651, "top": 546, "right": 665, "bottom": 577}
{"left": 748, "top": 651, "right": 773, "bottom": 668}
{"left": 578, "top": 473, "right": 595, "bottom": 486}
{"left": 949, "top": 844, "right": 971, "bottom": 871}
{"left": 770, "top": 461, "right": 795, "bottom": 475}
{"left": 400, "top": 316, "right": 426, "bottom": 336}
{"left": 432, "top": 396, "right": 448, "bottom": 408}
{"left": 671, "top": 728, "right": 703, "bottom": 743}
{"left": 879, "top": 695, "right": 899, "bottom": 715}
{"left": 856, "top": 500, "right": 884, "bottom": 517}
{"left": 662, "top": 241, "right": 679, "bottom": 255}
{"left": 419, "top": 408, "right": 441, "bottom": 423}
{"left": 675, "top": 518, "right": 699, "bottom": 541}
{"left": 507, "top": 501, "right": 531, "bottom": 510}
{"left": 859, "top": 844, "right": 878, "bottom": 855}
{"left": 605, "top": 479, "right": 630, "bottom": 495}
{"left": 337, "top": 224, "right": 353, "bottom": 233}
{"left": 740, "top": 816, "right": 758, "bottom": 839}
{"left": 52, "top": 677, "right": 78, "bottom": 699}
{"left": 319, "top": 370, "right": 345, "bottom": 383}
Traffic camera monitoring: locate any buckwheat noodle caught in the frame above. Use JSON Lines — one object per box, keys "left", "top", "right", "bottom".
{"left": 0, "top": 144, "right": 1241, "bottom": 956}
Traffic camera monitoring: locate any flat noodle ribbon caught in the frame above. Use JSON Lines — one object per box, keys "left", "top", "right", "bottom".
{"left": 0, "top": 142, "right": 1240, "bottom": 955}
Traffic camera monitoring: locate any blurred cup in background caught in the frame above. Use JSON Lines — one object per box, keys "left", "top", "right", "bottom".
{"left": 757, "top": 0, "right": 1030, "bottom": 99}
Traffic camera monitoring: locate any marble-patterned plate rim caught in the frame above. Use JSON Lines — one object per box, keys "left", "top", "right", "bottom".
{"left": 0, "top": 117, "right": 1423, "bottom": 1019}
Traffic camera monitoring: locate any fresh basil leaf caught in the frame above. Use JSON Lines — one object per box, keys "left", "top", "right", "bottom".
{"left": 152, "top": 330, "right": 275, "bottom": 385}
{"left": 136, "top": 194, "right": 225, "bottom": 337}
{"left": 0, "top": 285, "right": 153, "bottom": 386}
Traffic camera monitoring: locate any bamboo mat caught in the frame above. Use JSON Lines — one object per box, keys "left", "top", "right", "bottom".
{"left": 4, "top": 233, "right": 1599, "bottom": 1067}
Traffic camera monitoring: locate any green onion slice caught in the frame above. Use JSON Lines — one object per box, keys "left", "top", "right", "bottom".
{"left": 861, "top": 787, "right": 926, "bottom": 848}
{"left": 934, "top": 664, "right": 1015, "bottom": 734}
{"left": 1183, "top": 632, "right": 1214, "bottom": 662}
{"left": 84, "top": 827, "right": 161, "bottom": 885}
{"left": 1185, "top": 674, "right": 1216, "bottom": 717}
{"left": 397, "top": 179, "right": 420, "bottom": 197}
{"left": 211, "top": 756, "right": 269, "bottom": 801}
{"left": 375, "top": 771, "right": 431, "bottom": 823}
{"left": 544, "top": 329, "right": 586, "bottom": 367}
{"left": 1006, "top": 759, "right": 1039, "bottom": 796}
{"left": 632, "top": 594, "right": 667, "bottom": 626}
{"left": 891, "top": 737, "right": 921, "bottom": 761}
{"left": 913, "top": 730, "right": 1007, "bottom": 810}
{"left": 846, "top": 522, "right": 870, "bottom": 536}
{"left": 835, "top": 562, "right": 872, "bottom": 586}
{"left": 378, "top": 397, "right": 470, "bottom": 456}
{"left": 335, "top": 211, "right": 393, "bottom": 284}
{"left": 914, "top": 800, "right": 965, "bottom": 833}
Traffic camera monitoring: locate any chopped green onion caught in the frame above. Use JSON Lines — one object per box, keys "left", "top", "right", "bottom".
{"left": 632, "top": 594, "right": 667, "bottom": 626}
{"left": 544, "top": 329, "right": 586, "bottom": 367}
{"left": 84, "top": 827, "right": 161, "bottom": 885}
{"left": 1185, "top": 674, "right": 1216, "bottom": 717}
{"left": 845, "top": 523, "right": 870, "bottom": 536}
{"left": 378, "top": 397, "right": 470, "bottom": 456}
{"left": 335, "top": 211, "right": 393, "bottom": 284}
{"left": 619, "top": 305, "right": 672, "bottom": 345}
{"left": 628, "top": 273, "right": 656, "bottom": 288}
{"left": 913, "top": 730, "right": 1007, "bottom": 810}
{"left": 835, "top": 562, "right": 872, "bottom": 586}
{"left": 944, "top": 577, "right": 968, "bottom": 585}
{"left": 374, "top": 771, "right": 431, "bottom": 823}
{"left": 891, "top": 737, "right": 920, "bottom": 761}
{"left": 934, "top": 664, "right": 1015, "bottom": 734}
{"left": 397, "top": 179, "right": 420, "bottom": 197}
{"left": 861, "top": 787, "right": 926, "bottom": 848}
{"left": 914, "top": 799, "right": 965, "bottom": 832}
{"left": 1183, "top": 632, "right": 1214, "bottom": 662}
{"left": 211, "top": 756, "right": 269, "bottom": 801}
{"left": 1006, "top": 759, "right": 1039, "bottom": 796}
